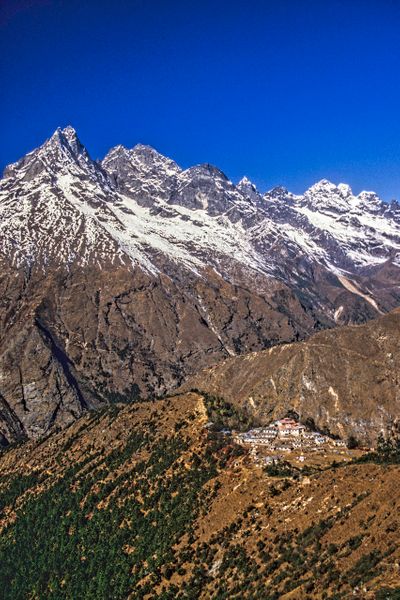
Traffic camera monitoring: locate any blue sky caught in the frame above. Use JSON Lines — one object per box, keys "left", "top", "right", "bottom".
{"left": 1, "top": 0, "right": 400, "bottom": 199}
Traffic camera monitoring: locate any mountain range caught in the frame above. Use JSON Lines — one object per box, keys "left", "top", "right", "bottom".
{"left": 1, "top": 126, "right": 400, "bottom": 444}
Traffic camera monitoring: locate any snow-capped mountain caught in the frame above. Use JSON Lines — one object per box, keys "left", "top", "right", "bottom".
{"left": 2, "top": 127, "right": 400, "bottom": 280}
{"left": 2, "top": 126, "right": 400, "bottom": 280}
{"left": 0, "top": 126, "right": 399, "bottom": 444}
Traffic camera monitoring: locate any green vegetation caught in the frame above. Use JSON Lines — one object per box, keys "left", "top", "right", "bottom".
{"left": 194, "top": 390, "right": 253, "bottom": 431}
{"left": 357, "top": 433, "right": 400, "bottom": 465}
{"left": 346, "top": 434, "right": 359, "bottom": 449}
{"left": 263, "top": 460, "right": 298, "bottom": 478}
{"left": 94, "top": 381, "right": 142, "bottom": 404}
{"left": 0, "top": 402, "right": 397, "bottom": 599}
{"left": 375, "top": 587, "right": 400, "bottom": 599}
{"left": 346, "top": 550, "right": 382, "bottom": 588}
{"left": 0, "top": 424, "right": 226, "bottom": 599}
{"left": 0, "top": 473, "right": 41, "bottom": 515}
{"left": 183, "top": 487, "right": 391, "bottom": 599}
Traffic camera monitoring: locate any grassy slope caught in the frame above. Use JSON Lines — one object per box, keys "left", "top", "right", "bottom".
{"left": 0, "top": 393, "right": 399, "bottom": 599}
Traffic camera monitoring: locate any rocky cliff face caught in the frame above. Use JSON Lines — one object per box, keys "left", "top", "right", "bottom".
{"left": 1, "top": 126, "right": 400, "bottom": 443}
{"left": 0, "top": 262, "right": 316, "bottom": 443}
{"left": 183, "top": 309, "right": 400, "bottom": 444}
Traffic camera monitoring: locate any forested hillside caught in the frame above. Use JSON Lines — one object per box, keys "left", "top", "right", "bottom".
{"left": 0, "top": 393, "right": 399, "bottom": 599}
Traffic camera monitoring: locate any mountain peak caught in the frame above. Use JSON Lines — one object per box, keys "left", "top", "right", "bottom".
{"left": 237, "top": 176, "right": 260, "bottom": 202}
{"left": 238, "top": 176, "right": 253, "bottom": 187}
{"left": 357, "top": 190, "right": 380, "bottom": 202}
{"left": 130, "top": 144, "right": 181, "bottom": 171}
{"left": 337, "top": 183, "right": 353, "bottom": 198}
{"left": 102, "top": 144, "right": 129, "bottom": 163}
{"left": 237, "top": 175, "right": 257, "bottom": 190}
{"left": 356, "top": 190, "right": 382, "bottom": 212}
{"left": 47, "top": 125, "right": 85, "bottom": 156}
{"left": 60, "top": 125, "right": 80, "bottom": 149}
{"left": 132, "top": 143, "right": 160, "bottom": 154}
{"left": 184, "top": 163, "right": 229, "bottom": 181}
{"left": 307, "top": 179, "right": 337, "bottom": 194}
{"left": 302, "top": 179, "right": 357, "bottom": 214}
{"left": 52, "top": 124, "right": 77, "bottom": 139}
{"left": 306, "top": 179, "right": 354, "bottom": 200}
{"left": 102, "top": 143, "right": 181, "bottom": 185}
{"left": 2, "top": 125, "right": 107, "bottom": 188}
{"left": 266, "top": 185, "right": 290, "bottom": 197}
{"left": 62, "top": 124, "right": 77, "bottom": 137}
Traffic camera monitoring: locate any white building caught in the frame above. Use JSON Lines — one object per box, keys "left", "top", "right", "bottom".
{"left": 334, "top": 439, "right": 347, "bottom": 447}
